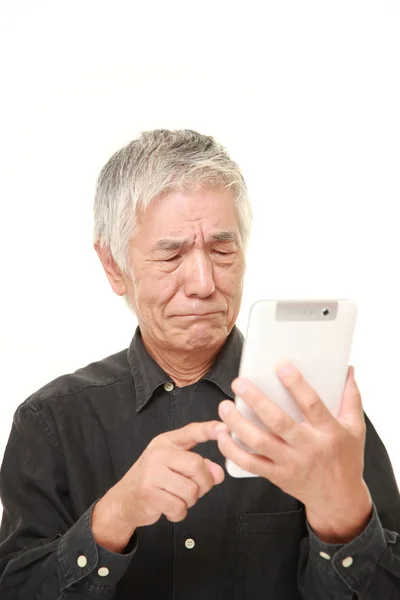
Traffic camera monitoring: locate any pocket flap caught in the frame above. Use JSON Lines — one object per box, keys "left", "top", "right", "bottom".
{"left": 238, "top": 508, "right": 305, "bottom": 535}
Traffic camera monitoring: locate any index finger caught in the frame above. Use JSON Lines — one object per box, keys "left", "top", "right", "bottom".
{"left": 231, "top": 378, "right": 301, "bottom": 445}
{"left": 275, "top": 363, "right": 336, "bottom": 429}
{"left": 166, "top": 421, "right": 228, "bottom": 450}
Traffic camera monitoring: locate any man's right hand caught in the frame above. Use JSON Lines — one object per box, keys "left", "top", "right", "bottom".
{"left": 91, "top": 420, "right": 227, "bottom": 552}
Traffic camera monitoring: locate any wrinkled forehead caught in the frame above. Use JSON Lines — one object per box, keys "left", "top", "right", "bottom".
{"left": 136, "top": 188, "right": 242, "bottom": 243}
{"left": 150, "top": 230, "right": 241, "bottom": 254}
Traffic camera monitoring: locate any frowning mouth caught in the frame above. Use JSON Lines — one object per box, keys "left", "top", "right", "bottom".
{"left": 174, "top": 312, "right": 221, "bottom": 317}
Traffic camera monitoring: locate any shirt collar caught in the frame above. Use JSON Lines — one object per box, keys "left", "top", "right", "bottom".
{"left": 127, "top": 325, "right": 244, "bottom": 412}
{"left": 202, "top": 325, "right": 243, "bottom": 400}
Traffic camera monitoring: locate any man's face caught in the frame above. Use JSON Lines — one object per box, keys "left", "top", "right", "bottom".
{"left": 124, "top": 188, "right": 246, "bottom": 352}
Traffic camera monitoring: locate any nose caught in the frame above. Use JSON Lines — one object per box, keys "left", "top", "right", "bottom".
{"left": 183, "top": 249, "right": 216, "bottom": 298}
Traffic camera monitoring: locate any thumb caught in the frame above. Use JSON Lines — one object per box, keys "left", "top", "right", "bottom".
{"left": 166, "top": 420, "right": 227, "bottom": 451}
{"left": 204, "top": 458, "right": 225, "bottom": 485}
{"left": 338, "top": 366, "right": 364, "bottom": 429}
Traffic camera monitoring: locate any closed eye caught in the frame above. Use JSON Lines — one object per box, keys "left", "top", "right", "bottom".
{"left": 161, "top": 250, "right": 234, "bottom": 261}
{"left": 163, "top": 255, "right": 181, "bottom": 262}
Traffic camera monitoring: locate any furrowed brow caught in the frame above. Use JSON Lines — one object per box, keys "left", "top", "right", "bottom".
{"left": 151, "top": 230, "right": 240, "bottom": 254}
{"left": 153, "top": 238, "right": 191, "bottom": 253}
{"left": 209, "top": 230, "right": 240, "bottom": 244}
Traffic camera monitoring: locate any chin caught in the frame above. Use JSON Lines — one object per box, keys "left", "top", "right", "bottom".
{"left": 176, "top": 322, "right": 227, "bottom": 351}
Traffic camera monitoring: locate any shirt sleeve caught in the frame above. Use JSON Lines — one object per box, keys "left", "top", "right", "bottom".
{"left": 297, "top": 412, "right": 400, "bottom": 599}
{"left": 305, "top": 502, "right": 400, "bottom": 596}
{"left": 0, "top": 401, "right": 138, "bottom": 599}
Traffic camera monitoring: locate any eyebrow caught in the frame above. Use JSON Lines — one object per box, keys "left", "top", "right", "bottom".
{"left": 152, "top": 230, "right": 240, "bottom": 253}
{"left": 211, "top": 230, "right": 240, "bottom": 244}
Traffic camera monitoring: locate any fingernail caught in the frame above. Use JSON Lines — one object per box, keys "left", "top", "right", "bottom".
{"left": 276, "top": 362, "right": 293, "bottom": 377}
{"left": 215, "top": 422, "right": 228, "bottom": 433}
{"left": 232, "top": 378, "right": 247, "bottom": 395}
{"left": 219, "top": 402, "right": 232, "bottom": 417}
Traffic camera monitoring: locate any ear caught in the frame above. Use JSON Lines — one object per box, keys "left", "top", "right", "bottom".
{"left": 94, "top": 242, "right": 127, "bottom": 297}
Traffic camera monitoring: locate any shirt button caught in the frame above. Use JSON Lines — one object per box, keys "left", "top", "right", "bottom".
{"left": 164, "top": 382, "right": 174, "bottom": 392}
{"left": 77, "top": 555, "right": 87, "bottom": 568}
{"left": 98, "top": 567, "right": 110, "bottom": 577}
{"left": 342, "top": 556, "right": 353, "bottom": 568}
{"left": 185, "top": 538, "right": 195, "bottom": 549}
{"left": 319, "top": 551, "right": 331, "bottom": 560}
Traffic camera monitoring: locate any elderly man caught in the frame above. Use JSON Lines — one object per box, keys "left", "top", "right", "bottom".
{"left": 0, "top": 130, "right": 400, "bottom": 600}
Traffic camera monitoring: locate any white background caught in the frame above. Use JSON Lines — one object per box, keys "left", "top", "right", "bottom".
{"left": 1, "top": 0, "right": 399, "bottom": 519}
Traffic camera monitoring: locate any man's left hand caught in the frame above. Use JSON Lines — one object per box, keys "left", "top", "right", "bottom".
{"left": 217, "top": 364, "right": 373, "bottom": 543}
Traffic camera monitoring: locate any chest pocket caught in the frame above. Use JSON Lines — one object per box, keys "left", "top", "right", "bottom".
{"left": 237, "top": 508, "right": 305, "bottom": 600}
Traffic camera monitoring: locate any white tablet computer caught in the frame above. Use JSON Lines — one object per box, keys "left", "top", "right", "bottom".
{"left": 226, "top": 299, "right": 358, "bottom": 478}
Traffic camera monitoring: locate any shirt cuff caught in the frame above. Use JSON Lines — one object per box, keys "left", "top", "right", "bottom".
{"left": 306, "top": 502, "right": 386, "bottom": 593}
{"left": 57, "top": 499, "right": 138, "bottom": 593}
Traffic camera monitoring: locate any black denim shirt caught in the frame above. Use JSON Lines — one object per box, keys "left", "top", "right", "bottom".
{"left": 1, "top": 325, "right": 400, "bottom": 600}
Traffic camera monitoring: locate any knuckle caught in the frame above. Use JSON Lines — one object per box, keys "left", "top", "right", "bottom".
{"left": 305, "top": 443, "right": 319, "bottom": 462}
{"left": 201, "top": 475, "right": 214, "bottom": 494}
{"left": 173, "top": 512, "right": 187, "bottom": 523}
{"left": 189, "top": 452, "right": 204, "bottom": 471}
{"left": 251, "top": 433, "right": 267, "bottom": 454}
{"left": 168, "top": 500, "right": 187, "bottom": 523}
{"left": 187, "top": 422, "right": 201, "bottom": 436}
{"left": 269, "top": 414, "right": 287, "bottom": 433}
{"left": 188, "top": 478, "right": 200, "bottom": 496}
{"left": 198, "top": 470, "right": 214, "bottom": 494}
{"left": 240, "top": 453, "right": 255, "bottom": 473}
{"left": 322, "top": 431, "right": 340, "bottom": 454}
{"left": 186, "top": 481, "right": 200, "bottom": 505}
{"left": 146, "top": 441, "right": 161, "bottom": 457}
{"left": 148, "top": 433, "right": 164, "bottom": 448}
{"left": 148, "top": 445, "right": 168, "bottom": 464}
{"left": 303, "top": 393, "right": 321, "bottom": 412}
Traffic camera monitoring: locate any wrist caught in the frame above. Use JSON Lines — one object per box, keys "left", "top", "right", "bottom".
{"left": 92, "top": 490, "right": 137, "bottom": 553}
{"left": 306, "top": 481, "right": 373, "bottom": 544}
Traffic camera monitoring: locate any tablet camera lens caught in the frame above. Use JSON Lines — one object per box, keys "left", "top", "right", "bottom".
{"left": 322, "top": 308, "right": 329, "bottom": 316}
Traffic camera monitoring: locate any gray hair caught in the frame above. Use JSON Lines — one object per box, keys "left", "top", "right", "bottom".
{"left": 93, "top": 129, "right": 252, "bottom": 275}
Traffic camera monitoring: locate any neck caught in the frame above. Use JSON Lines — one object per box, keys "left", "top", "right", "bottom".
{"left": 141, "top": 332, "right": 225, "bottom": 387}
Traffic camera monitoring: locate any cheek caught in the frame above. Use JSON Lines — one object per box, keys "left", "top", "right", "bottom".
{"left": 216, "top": 262, "right": 245, "bottom": 298}
{"left": 136, "top": 270, "right": 180, "bottom": 308}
